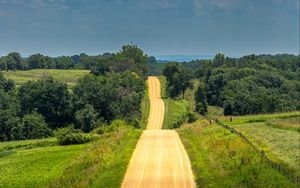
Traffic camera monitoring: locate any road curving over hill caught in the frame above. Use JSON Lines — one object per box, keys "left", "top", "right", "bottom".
{"left": 122, "top": 76, "right": 196, "bottom": 188}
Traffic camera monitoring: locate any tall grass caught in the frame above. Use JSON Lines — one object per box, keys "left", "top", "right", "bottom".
{"left": 177, "top": 120, "right": 297, "bottom": 187}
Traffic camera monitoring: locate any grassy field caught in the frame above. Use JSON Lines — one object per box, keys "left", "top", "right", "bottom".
{"left": 265, "top": 117, "right": 300, "bottom": 132}
{"left": 223, "top": 111, "right": 300, "bottom": 125}
{"left": 48, "top": 126, "right": 142, "bottom": 188}
{"left": 0, "top": 137, "right": 56, "bottom": 152}
{"left": 232, "top": 121, "right": 300, "bottom": 175}
{"left": 0, "top": 139, "right": 89, "bottom": 188}
{"left": 2, "top": 69, "right": 90, "bottom": 88}
{"left": 0, "top": 126, "right": 142, "bottom": 188}
{"left": 177, "top": 120, "right": 297, "bottom": 187}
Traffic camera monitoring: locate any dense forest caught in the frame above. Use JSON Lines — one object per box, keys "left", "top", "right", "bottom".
{"left": 193, "top": 54, "right": 300, "bottom": 115}
{"left": 0, "top": 45, "right": 147, "bottom": 141}
{"left": 161, "top": 54, "right": 299, "bottom": 116}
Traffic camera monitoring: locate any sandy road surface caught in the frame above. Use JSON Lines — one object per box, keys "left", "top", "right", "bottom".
{"left": 121, "top": 76, "right": 195, "bottom": 188}
{"left": 147, "top": 76, "right": 165, "bottom": 130}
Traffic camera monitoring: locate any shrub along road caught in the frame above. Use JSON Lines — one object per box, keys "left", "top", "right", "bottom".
{"left": 122, "top": 76, "right": 195, "bottom": 188}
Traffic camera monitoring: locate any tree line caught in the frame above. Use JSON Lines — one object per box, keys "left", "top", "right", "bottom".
{"left": 195, "top": 53, "right": 299, "bottom": 115}
{"left": 162, "top": 53, "right": 299, "bottom": 116}
{"left": 0, "top": 49, "right": 156, "bottom": 71}
{"left": 0, "top": 45, "right": 147, "bottom": 141}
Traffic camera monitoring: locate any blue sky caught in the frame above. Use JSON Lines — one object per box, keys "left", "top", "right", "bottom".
{"left": 0, "top": 0, "right": 299, "bottom": 57}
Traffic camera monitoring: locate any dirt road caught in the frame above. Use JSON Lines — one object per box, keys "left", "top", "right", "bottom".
{"left": 121, "top": 76, "right": 195, "bottom": 188}
{"left": 147, "top": 76, "right": 165, "bottom": 130}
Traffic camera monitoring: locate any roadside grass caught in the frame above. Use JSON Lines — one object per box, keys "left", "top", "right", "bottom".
{"left": 47, "top": 126, "right": 142, "bottom": 188}
{"left": 0, "top": 142, "right": 89, "bottom": 188}
{"left": 157, "top": 76, "right": 166, "bottom": 98}
{"left": 265, "top": 117, "right": 300, "bottom": 132}
{"left": 232, "top": 122, "right": 300, "bottom": 175}
{"left": 2, "top": 69, "right": 90, "bottom": 89}
{"left": 177, "top": 120, "right": 297, "bottom": 188}
{"left": 139, "top": 81, "right": 150, "bottom": 129}
{"left": 157, "top": 76, "right": 189, "bottom": 129}
{"left": 163, "top": 99, "right": 188, "bottom": 129}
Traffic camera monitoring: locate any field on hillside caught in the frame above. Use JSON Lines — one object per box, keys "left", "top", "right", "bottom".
{"left": 2, "top": 69, "right": 90, "bottom": 88}
{"left": 0, "top": 126, "right": 142, "bottom": 188}
{"left": 230, "top": 116, "right": 300, "bottom": 176}
{"left": 177, "top": 120, "right": 298, "bottom": 187}
{"left": 0, "top": 138, "right": 89, "bottom": 188}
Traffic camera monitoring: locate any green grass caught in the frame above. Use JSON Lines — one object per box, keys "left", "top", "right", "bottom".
{"left": 163, "top": 99, "right": 189, "bottom": 129}
{"left": 139, "top": 81, "right": 150, "bottom": 129}
{"left": 265, "top": 117, "right": 300, "bottom": 132}
{"left": 157, "top": 76, "right": 166, "bottom": 98}
{"left": 0, "top": 137, "right": 57, "bottom": 152}
{"left": 232, "top": 122, "right": 300, "bottom": 175}
{"left": 223, "top": 111, "right": 300, "bottom": 125}
{"left": 177, "top": 120, "right": 297, "bottom": 187}
{"left": 0, "top": 141, "right": 89, "bottom": 188}
{"left": 47, "top": 126, "right": 142, "bottom": 188}
{"left": 157, "top": 76, "right": 189, "bottom": 129}
{"left": 2, "top": 69, "right": 90, "bottom": 89}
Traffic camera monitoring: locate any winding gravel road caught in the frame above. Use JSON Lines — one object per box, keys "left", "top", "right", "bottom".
{"left": 121, "top": 76, "right": 195, "bottom": 188}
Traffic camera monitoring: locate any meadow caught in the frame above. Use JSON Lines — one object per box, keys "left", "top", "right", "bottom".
{"left": 0, "top": 126, "right": 141, "bottom": 188}
{"left": 231, "top": 119, "right": 300, "bottom": 175}
{"left": 2, "top": 69, "right": 90, "bottom": 88}
{"left": 0, "top": 139, "right": 89, "bottom": 188}
{"left": 177, "top": 119, "right": 298, "bottom": 187}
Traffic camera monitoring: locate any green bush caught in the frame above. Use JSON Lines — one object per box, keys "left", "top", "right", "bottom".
{"left": 92, "top": 119, "right": 131, "bottom": 135}
{"left": 55, "top": 126, "right": 94, "bottom": 145}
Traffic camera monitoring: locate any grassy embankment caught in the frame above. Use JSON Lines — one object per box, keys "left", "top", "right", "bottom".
{"left": 0, "top": 127, "right": 142, "bottom": 188}
{"left": 177, "top": 119, "right": 298, "bottom": 187}
{"left": 157, "top": 76, "right": 189, "bottom": 129}
{"left": 139, "top": 80, "right": 150, "bottom": 129}
{"left": 2, "top": 69, "right": 90, "bottom": 89}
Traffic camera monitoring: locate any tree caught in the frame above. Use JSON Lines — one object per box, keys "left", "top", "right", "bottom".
{"left": 0, "top": 109, "right": 20, "bottom": 141}
{"left": 73, "top": 72, "right": 145, "bottom": 123}
{"left": 195, "top": 84, "right": 208, "bottom": 115}
{"left": 213, "top": 53, "right": 225, "bottom": 67}
{"left": 19, "top": 112, "right": 52, "bottom": 139}
{"left": 18, "top": 78, "right": 71, "bottom": 128}
{"left": 115, "top": 44, "right": 148, "bottom": 76}
{"left": 75, "top": 104, "right": 99, "bottom": 132}
{"left": 163, "top": 63, "right": 193, "bottom": 98}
